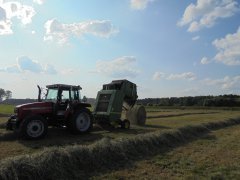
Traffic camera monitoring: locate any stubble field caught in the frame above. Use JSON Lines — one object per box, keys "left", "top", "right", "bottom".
{"left": 0, "top": 105, "right": 240, "bottom": 179}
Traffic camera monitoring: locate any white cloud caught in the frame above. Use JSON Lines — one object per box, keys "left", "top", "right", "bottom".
{"left": 44, "top": 64, "right": 57, "bottom": 74}
{"left": 0, "top": 1, "right": 35, "bottom": 35}
{"left": 61, "top": 68, "right": 75, "bottom": 75}
{"left": 17, "top": 56, "right": 43, "bottom": 73}
{"left": 181, "top": 87, "right": 200, "bottom": 95}
{"left": 0, "top": 64, "right": 21, "bottom": 73}
{"left": 167, "top": 72, "right": 196, "bottom": 81}
{"left": 152, "top": 71, "right": 165, "bottom": 80}
{"left": 33, "top": 0, "right": 44, "bottom": 5}
{"left": 153, "top": 71, "right": 196, "bottom": 81}
{"left": 130, "top": 0, "right": 155, "bottom": 10}
{"left": 92, "top": 56, "right": 140, "bottom": 78}
{"left": 0, "top": 20, "right": 12, "bottom": 35}
{"left": 203, "top": 75, "right": 240, "bottom": 90}
{"left": 44, "top": 19, "right": 118, "bottom": 44}
{"left": 0, "top": 6, "right": 6, "bottom": 21}
{"left": 0, "top": 4, "right": 12, "bottom": 35}
{"left": 200, "top": 56, "right": 211, "bottom": 64}
{"left": 212, "top": 26, "right": 240, "bottom": 66}
{"left": 192, "top": 36, "right": 200, "bottom": 40}
{"left": 178, "top": 0, "right": 239, "bottom": 32}
{"left": 0, "top": 56, "right": 57, "bottom": 74}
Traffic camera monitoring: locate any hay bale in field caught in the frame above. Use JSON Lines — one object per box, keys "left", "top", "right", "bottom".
{"left": 126, "top": 105, "right": 146, "bottom": 126}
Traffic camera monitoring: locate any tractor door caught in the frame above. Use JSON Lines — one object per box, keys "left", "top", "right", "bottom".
{"left": 56, "top": 89, "right": 71, "bottom": 118}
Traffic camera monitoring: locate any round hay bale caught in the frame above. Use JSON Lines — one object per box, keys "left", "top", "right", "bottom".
{"left": 126, "top": 105, "right": 146, "bottom": 126}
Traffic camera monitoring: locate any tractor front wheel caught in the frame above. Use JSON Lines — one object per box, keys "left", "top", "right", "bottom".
{"left": 20, "top": 115, "right": 48, "bottom": 139}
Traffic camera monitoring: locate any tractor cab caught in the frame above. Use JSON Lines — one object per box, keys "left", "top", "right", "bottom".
{"left": 43, "top": 84, "right": 83, "bottom": 118}
{"left": 44, "top": 84, "right": 81, "bottom": 102}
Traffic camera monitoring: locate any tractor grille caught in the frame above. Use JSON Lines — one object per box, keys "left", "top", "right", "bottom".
{"left": 96, "top": 94, "right": 111, "bottom": 112}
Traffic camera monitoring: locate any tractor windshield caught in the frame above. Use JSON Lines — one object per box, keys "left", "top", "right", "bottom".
{"left": 45, "top": 89, "right": 80, "bottom": 101}
{"left": 45, "top": 89, "right": 58, "bottom": 101}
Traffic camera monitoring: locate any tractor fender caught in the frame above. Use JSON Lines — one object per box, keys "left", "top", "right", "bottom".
{"left": 73, "top": 103, "right": 91, "bottom": 112}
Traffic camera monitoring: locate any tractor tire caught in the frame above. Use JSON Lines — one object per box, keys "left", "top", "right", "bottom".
{"left": 69, "top": 108, "right": 93, "bottom": 134}
{"left": 19, "top": 115, "right": 48, "bottom": 140}
{"left": 121, "top": 119, "right": 130, "bottom": 129}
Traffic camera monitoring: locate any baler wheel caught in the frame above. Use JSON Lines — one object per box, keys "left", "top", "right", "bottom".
{"left": 121, "top": 119, "right": 130, "bottom": 129}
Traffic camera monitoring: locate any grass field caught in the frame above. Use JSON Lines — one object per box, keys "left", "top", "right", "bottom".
{"left": 94, "top": 124, "right": 240, "bottom": 179}
{"left": 0, "top": 104, "right": 14, "bottom": 115}
{"left": 0, "top": 104, "right": 240, "bottom": 179}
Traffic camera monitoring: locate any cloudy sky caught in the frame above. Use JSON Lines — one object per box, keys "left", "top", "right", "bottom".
{"left": 0, "top": 0, "right": 240, "bottom": 99}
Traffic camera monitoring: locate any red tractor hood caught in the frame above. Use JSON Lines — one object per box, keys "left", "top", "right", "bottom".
{"left": 16, "top": 102, "right": 53, "bottom": 112}
{"left": 13, "top": 101, "right": 53, "bottom": 122}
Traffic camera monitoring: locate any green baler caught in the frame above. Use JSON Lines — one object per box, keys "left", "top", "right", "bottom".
{"left": 93, "top": 79, "right": 146, "bottom": 128}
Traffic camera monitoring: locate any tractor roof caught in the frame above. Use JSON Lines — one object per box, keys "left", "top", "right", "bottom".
{"left": 46, "top": 84, "right": 82, "bottom": 90}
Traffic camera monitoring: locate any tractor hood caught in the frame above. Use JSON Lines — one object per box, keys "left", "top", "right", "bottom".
{"left": 15, "top": 102, "right": 53, "bottom": 114}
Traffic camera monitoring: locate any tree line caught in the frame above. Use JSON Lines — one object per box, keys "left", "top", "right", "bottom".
{"left": 137, "top": 94, "right": 240, "bottom": 107}
{"left": 0, "top": 88, "right": 12, "bottom": 102}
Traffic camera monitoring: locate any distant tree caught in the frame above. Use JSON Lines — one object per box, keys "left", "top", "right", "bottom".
{"left": 5, "top": 90, "right": 12, "bottom": 99}
{"left": 138, "top": 94, "right": 240, "bottom": 107}
{"left": 82, "top": 96, "right": 87, "bottom": 102}
{"left": 0, "top": 88, "right": 5, "bottom": 102}
{"left": 0, "top": 88, "right": 13, "bottom": 102}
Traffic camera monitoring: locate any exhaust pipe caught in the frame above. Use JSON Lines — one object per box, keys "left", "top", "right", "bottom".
{"left": 37, "top": 85, "right": 41, "bottom": 102}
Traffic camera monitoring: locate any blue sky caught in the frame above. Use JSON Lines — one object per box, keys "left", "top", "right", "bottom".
{"left": 0, "top": 0, "right": 240, "bottom": 99}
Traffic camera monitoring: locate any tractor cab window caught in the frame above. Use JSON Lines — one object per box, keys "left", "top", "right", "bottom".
{"left": 45, "top": 89, "right": 58, "bottom": 101}
{"left": 61, "top": 90, "right": 70, "bottom": 100}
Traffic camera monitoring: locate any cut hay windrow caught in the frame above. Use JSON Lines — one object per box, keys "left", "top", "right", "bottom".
{"left": 0, "top": 118, "right": 240, "bottom": 180}
{"left": 0, "top": 123, "right": 5, "bottom": 129}
{"left": 147, "top": 112, "right": 218, "bottom": 119}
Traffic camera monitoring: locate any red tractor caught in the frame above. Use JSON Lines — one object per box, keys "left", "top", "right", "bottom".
{"left": 6, "top": 84, "right": 93, "bottom": 139}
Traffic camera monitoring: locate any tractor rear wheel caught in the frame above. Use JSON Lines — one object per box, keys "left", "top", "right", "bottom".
{"left": 69, "top": 108, "right": 93, "bottom": 133}
{"left": 20, "top": 115, "right": 48, "bottom": 139}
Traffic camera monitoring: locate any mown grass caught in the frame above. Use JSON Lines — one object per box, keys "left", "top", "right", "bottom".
{"left": 1, "top": 118, "right": 240, "bottom": 179}
{"left": 147, "top": 110, "right": 240, "bottom": 129}
{"left": 0, "top": 104, "right": 14, "bottom": 115}
{"left": 0, "top": 104, "right": 240, "bottom": 179}
{"left": 0, "top": 107, "right": 240, "bottom": 161}
{"left": 145, "top": 105, "right": 240, "bottom": 111}
{"left": 95, "top": 124, "right": 240, "bottom": 179}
